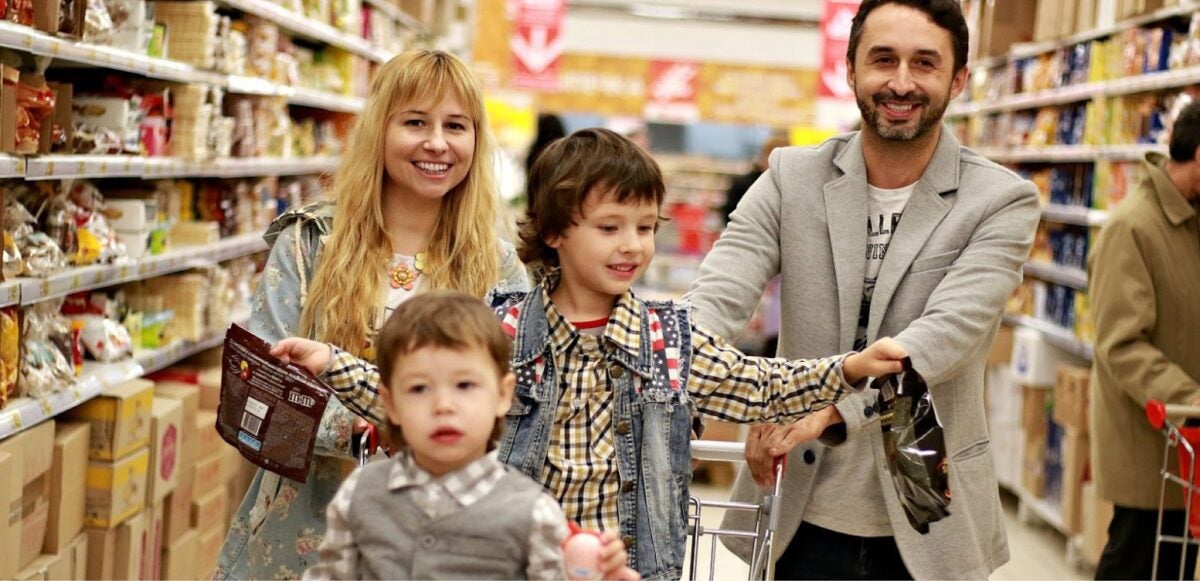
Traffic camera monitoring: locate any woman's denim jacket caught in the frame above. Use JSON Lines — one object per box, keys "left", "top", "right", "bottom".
{"left": 489, "top": 286, "right": 697, "bottom": 581}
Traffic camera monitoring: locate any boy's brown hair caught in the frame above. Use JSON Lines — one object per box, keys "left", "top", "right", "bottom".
{"left": 518, "top": 127, "right": 667, "bottom": 269}
{"left": 374, "top": 291, "right": 511, "bottom": 448}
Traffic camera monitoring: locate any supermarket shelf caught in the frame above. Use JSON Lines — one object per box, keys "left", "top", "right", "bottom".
{"left": 1003, "top": 314, "right": 1094, "bottom": 361}
{"left": 0, "top": 281, "right": 20, "bottom": 308}
{"left": 0, "top": 321, "right": 243, "bottom": 441}
{"left": 16, "top": 232, "right": 267, "bottom": 305}
{"left": 23, "top": 154, "right": 338, "bottom": 180}
{"left": 1042, "top": 205, "right": 1110, "bottom": 227}
{"left": 0, "top": 21, "right": 225, "bottom": 85}
{"left": 992, "top": 1, "right": 1200, "bottom": 64}
{"left": 948, "top": 65, "right": 1200, "bottom": 117}
{"left": 0, "top": 154, "right": 26, "bottom": 178}
{"left": 217, "top": 0, "right": 393, "bottom": 63}
{"left": 226, "top": 76, "right": 366, "bottom": 113}
{"left": 971, "top": 144, "right": 1164, "bottom": 163}
{"left": 1024, "top": 261, "right": 1088, "bottom": 291}
{"left": 363, "top": 0, "right": 429, "bottom": 33}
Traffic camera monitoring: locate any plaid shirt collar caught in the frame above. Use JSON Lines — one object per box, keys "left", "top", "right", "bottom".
{"left": 387, "top": 450, "right": 506, "bottom": 505}
{"left": 526, "top": 270, "right": 653, "bottom": 375}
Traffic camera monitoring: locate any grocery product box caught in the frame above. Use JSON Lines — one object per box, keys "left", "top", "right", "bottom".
{"left": 146, "top": 502, "right": 165, "bottom": 581}
{"left": 219, "top": 439, "right": 244, "bottom": 485}
{"left": 45, "top": 531, "right": 87, "bottom": 580}
{"left": 1053, "top": 365, "right": 1091, "bottom": 434}
{"left": 193, "top": 450, "right": 223, "bottom": 494}
{"left": 0, "top": 451, "right": 21, "bottom": 579}
{"left": 190, "top": 487, "right": 228, "bottom": 533}
{"left": 44, "top": 421, "right": 89, "bottom": 553}
{"left": 1060, "top": 428, "right": 1089, "bottom": 535}
{"left": 163, "top": 466, "right": 194, "bottom": 545}
{"left": 0, "top": 419, "right": 56, "bottom": 486}
{"left": 1011, "top": 327, "right": 1074, "bottom": 387}
{"left": 67, "top": 378, "right": 154, "bottom": 461}
{"left": 148, "top": 397, "right": 184, "bottom": 504}
{"left": 155, "top": 381, "right": 200, "bottom": 469}
{"left": 86, "top": 509, "right": 148, "bottom": 581}
{"left": 161, "top": 528, "right": 199, "bottom": 580}
{"left": 85, "top": 447, "right": 149, "bottom": 528}
{"left": 197, "top": 524, "right": 224, "bottom": 579}
{"left": 197, "top": 409, "right": 221, "bottom": 459}
{"left": 20, "top": 474, "right": 51, "bottom": 569}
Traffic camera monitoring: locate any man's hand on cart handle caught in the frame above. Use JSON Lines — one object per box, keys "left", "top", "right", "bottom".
{"left": 746, "top": 406, "right": 842, "bottom": 487}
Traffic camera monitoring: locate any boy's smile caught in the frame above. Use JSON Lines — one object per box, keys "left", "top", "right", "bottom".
{"left": 546, "top": 187, "right": 659, "bottom": 318}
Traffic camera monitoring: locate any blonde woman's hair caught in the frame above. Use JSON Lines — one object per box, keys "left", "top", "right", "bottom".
{"left": 299, "top": 49, "right": 503, "bottom": 355}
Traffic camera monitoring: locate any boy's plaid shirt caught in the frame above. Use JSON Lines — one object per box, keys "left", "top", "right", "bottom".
{"left": 322, "top": 282, "right": 856, "bottom": 533}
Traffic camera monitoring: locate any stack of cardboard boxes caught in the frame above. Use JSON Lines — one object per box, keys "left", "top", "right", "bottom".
{"left": 1, "top": 419, "right": 89, "bottom": 581}
{"left": 966, "top": 0, "right": 1184, "bottom": 60}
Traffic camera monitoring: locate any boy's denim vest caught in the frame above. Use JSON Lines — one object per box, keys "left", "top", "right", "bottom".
{"left": 490, "top": 288, "right": 695, "bottom": 580}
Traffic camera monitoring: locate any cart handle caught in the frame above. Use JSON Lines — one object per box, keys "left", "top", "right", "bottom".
{"left": 1146, "top": 400, "right": 1200, "bottom": 430}
{"left": 690, "top": 440, "right": 786, "bottom": 472}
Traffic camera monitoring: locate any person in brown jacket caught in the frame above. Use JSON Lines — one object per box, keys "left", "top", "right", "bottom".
{"left": 1090, "top": 99, "right": 1200, "bottom": 580}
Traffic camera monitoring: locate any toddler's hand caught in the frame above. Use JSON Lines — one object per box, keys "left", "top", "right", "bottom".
{"left": 599, "top": 530, "right": 640, "bottom": 580}
{"left": 843, "top": 337, "right": 907, "bottom": 385}
{"left": 271, "top": 337, "right": 333, "bottom": 376}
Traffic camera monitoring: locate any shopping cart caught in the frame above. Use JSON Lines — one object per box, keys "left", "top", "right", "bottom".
{"left": 1145, "top": 399, "right": 1200, "bottom": 580}
{"left": 687, "top": 440, "right": 785, "bottom": 581}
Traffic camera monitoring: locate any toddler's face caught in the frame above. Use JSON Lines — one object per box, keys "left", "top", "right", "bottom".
{"left": 382, "top": 343, "right": 514, "bottom": 476}
{"left": 547, "top": 187, "right": 660, "bottom": 303}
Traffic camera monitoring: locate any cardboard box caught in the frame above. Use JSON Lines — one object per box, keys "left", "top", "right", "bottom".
{"left": 190, "top": 488, "right": 228, "bottom": 533}
{"left": 163, "top": 467, "right": 194, "bottom": 545}
{"left": 155, "top": 382, "right": 200, "bottom": 469}
{"left": 67, "top": 378, "right": 154, "bottom": 461}
{"left": 1076, "top": 0, "right": 1097, "bottom": 34}
{"left": 146, "top": 502, "right": 164, "bottom": 581}
{"left": 988, "top": 325, "right": 1015, "bottom": 366}
{"left": 20, "top": 475, "right": 50, "bottom": 569}
{"left": 1060, "top": 428, "right": 1089, "bottom": 535}
{"left": 45, "top": 421, "right": 89, "bottom": 554}
{"left": 1034, "top": 0, "right": 1062, "bottom": 42}
{"left": 85, "top": 447, "right": 149, "bottom": 529}
{"left": 32, "top": 552, "right": 64, "bottom": 581}
{"left": 193, "top": 451, "right": 222, "bottom": 495}
{"left": 219, "top": 439, "right": 243, "bottom": 484}
{"left": 86, "top": 509, "right": 148, "bottom": 581}
{"left": 0, "top": 452, "right": 22, "bottom": 579}
{"left": 162, "top": 528, "right": 199, "bottom": 580}
{"left": 149, "top": 397, "right": 184, "bottom": 504}
{"left": 199, "top": 367, "right": 222, "bottom": 410}
{"left": 64, "top": 532, "right": 88, "bottom": 581}
{"left": 1081, "top": 481, "right": 1114, "bottom": 566}
{"left": 197, "top": 524, "right": 224, "bottom": 579}
{"left": 1012, "top": 327, "right": 1076, "bottom": 387}
{"left": 14, "top": 559, "right": 47, "bottom": 581}
{"left": 1053, "top": 365, "right": 1090, "bottom": 434}
{"left": 1021, "top": 386, "right": 1049, "bottom": 497}
{"left": 196, "top": 409, "right": 220, "bottom": 460}
{"left": 978, "top": 0, "right": 1038, "bottom": 58}
{"left": 0, "top": 419, "right": 57, "bottom": 485}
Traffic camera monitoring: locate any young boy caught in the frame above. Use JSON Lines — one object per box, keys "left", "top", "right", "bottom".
{"left": 279, "top": 128, "right": 907, "bottom": 579}
{"left": 298, "top": 292, "right": 634, "bottom": 580}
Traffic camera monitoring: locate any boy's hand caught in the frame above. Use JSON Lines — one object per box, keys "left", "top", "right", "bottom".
{"left": 599, "top": 530, "right": 641, "bottom": 580}
{"left": 842, "top": 337, "right": 908, "bottom": 385}
{"left": 271, "top": 338, "right": 333, "bottom": 376}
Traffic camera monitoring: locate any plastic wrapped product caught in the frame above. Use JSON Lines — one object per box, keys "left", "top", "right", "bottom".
{"left": 75, "top": 314, "right": 132, "bottom": 362}
{"left": 21, "top": 300, "right": 75, "bottom": 398}
{"left": 873, "top": 358, "right": 951, "bottom": 534}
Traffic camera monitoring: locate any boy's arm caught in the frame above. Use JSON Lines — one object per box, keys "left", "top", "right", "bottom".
{"left": 322, "top": 346, "right": 387, "bottom": 425}
{"left": 302, "top": 468, "right": 363, "bottom": 580}
{"left": 526, "top": 494, "right": 570, "bottom": 580}
{"left": 687, "top": 323, "right": 855, "bottom": 423}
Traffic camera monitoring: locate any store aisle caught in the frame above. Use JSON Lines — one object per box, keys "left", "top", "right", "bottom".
{"left": 688, "top": 485, "right": 1091, "bottom": 580}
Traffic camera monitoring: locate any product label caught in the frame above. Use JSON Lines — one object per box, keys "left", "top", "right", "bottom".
{"left": 216, "top": 324, "right": 332, "bottom": 483}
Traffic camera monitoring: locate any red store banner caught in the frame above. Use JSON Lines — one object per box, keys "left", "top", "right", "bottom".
{"left": 510, "top": 0, "right": 567, "bottom": 91}
{"left": 818, "top": 0, "right": 860, "bottom": 99}
{"left": 644, "top": 59, "right": 701, "bottom": 123}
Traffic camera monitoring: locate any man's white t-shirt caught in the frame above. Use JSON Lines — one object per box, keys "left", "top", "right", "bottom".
{"left": 804, "top": 181, "right": 915, "bottom": 538}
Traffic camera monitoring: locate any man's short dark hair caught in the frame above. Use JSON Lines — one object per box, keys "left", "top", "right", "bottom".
{"left": 518, "top": 128, "right": 666, "bottom": 269}
{"left": 847, "top": 0, "right": 970, "bottom": 74}
{"left": 1169, "top": 100, "right": 1200, "bottom": 162}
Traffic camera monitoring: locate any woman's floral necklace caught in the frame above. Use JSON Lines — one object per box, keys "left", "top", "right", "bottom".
{"left": 388, "top": 252, "right": 426, "bottom": 291}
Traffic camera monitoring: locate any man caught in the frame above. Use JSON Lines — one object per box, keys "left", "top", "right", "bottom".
{"left": 685, "top": 0, "right": 1040, "bottom": 578}
{"left": 1089, "top": 100, "right": 1200, "bottom": 580}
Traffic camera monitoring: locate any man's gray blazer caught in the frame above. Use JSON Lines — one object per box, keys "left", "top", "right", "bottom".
{"left": 686, "top": 129, "right": 1040, "bottom": 579}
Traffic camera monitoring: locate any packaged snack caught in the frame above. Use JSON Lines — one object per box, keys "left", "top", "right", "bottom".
{"left": 0, "top": 307, "right": 18, "bottom": 408}
{"left": 21, "top": 300, "right": 75, "bottom": 397}
{"left": 217, "top": 324, "right": 332, "bottom": 483}
{"left": 873, "top": 359, "right": 951, "bottom": 534}
{"left": 562, "top": 523, "right": 604, "bottom": 580}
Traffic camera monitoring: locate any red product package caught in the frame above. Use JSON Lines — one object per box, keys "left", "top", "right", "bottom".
{"left": 217, "top": 324, "right": 332, "bottom": 483}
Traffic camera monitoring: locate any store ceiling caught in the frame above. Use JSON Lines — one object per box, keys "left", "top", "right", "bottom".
{"left": 568, "top": 0, "right": 822, "bottom": 26}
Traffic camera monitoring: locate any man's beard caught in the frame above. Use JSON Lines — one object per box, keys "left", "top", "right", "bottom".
{"left": 857, "top": 89, "right": 946, "bottom": 141}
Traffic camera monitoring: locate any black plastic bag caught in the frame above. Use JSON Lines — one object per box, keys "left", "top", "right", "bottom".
{"left": 874, "top": 357, "right": 951, "bottom": 534}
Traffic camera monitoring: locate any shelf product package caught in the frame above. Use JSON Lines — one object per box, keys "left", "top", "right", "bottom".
{"left": 216, "top": 324, "right": 331, "bottom": 483}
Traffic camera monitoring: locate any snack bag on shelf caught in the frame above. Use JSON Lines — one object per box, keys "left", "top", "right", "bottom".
{"left": 0, "top": 306, "right": 18, "bottom": 408}
{"left": 21, "top": 299, "right": 75, "bottom": 398}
